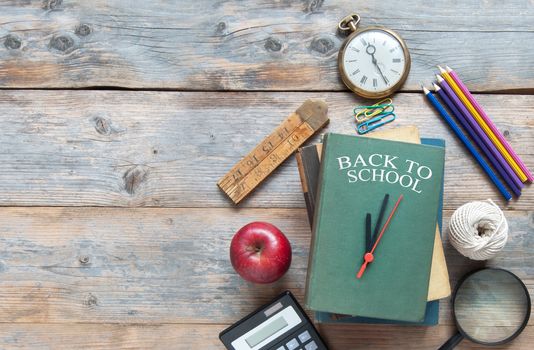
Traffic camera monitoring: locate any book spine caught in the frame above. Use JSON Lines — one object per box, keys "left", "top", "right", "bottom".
{"left": 296, "top": 150, "right": 314, "bottom": 226}
{"left": 304, "top": 134, "right": 329, "bottom": 309}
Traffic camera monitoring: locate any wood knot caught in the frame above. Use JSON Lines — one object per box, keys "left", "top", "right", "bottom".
{"left": 265, "top": 37, "right": 282, "bottom": 52}
{"left": 123, "top": 165, "right": 149, "bottom": 195}
{"left": 310, "top": 37, "right": 335, "bottom": 54}
{"left": 75, "top": 24, "right": 92, "bottom": 37}
{"left": 93, "top": 116, "right": 112, "bottom": 135}
{"left": 305, "top": 0, "right": 324, "bottom": 12}
{"left": 49, "top": 34, "right": 76, "bottom": 53}
{"left": 91, "top": 114, "right": 123, "bottom": 135}
{"left": 43, "top": 0, "right": 62, "bottom": 10}
{"left": 216, "top": 21, "right": 227, "bottom": 35}
{"left": 4, "top": 34, "right": 21, "bottom": 50}
{"left": 503, "top": 130, "right": 510, "bottom": 138}
{"left": 79, "top": 255, "right": 90, "bottom": 264}
{"left": 84, "top": 293, "right": 98, "bottom": 307}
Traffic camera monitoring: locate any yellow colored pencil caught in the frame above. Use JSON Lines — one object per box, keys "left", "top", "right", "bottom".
{"left": 438, "top": 66, "right": 527, "bottom": 182}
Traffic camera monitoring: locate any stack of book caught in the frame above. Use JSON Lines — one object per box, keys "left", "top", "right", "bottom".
{"left": 296, "top": 126, "right": 451, "bottom": 325}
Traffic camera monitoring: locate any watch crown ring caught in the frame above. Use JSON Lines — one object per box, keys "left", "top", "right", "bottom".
{"left": 338, "top": 13, "right": 361, "bottom": 33}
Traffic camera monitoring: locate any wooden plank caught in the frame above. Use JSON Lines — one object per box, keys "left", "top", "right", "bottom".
{"left": 0, "top": 207, "right": 530, "bottom": 324}
{"left": 319, "top": 324, "right": 534, "bottom": 350}
{"left": 0, "top": 1, "right": 533, "bottom": 91}
{"left": 0, "top": 90, "right": 531, "bottom": 209}
{"left": 0, "top": 323, "right": 223, "bottom": 349}
{"left": 0, "top": 323, "right": 532, "bottom": 349}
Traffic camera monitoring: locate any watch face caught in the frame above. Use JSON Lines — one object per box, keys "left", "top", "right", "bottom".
{"left": 341, "top": 28, "right": 409, "bottom": 96}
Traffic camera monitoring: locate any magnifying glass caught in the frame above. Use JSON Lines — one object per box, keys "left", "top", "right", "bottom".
{"left": 439, "top": 268, "right": 531, "bottom": 349}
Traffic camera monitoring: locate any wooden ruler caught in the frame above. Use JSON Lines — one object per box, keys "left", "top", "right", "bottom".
{"left": 218, "top": 99, "right": 329, "bottom": 204}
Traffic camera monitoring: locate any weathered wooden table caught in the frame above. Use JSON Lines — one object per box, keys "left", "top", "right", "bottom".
{"left": 0, "top": 1, "right": 532, "bottom": 349}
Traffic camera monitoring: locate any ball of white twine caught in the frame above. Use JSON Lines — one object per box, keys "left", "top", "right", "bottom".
{"left": 448, "top": 199, "right": 508, "bottom": 260}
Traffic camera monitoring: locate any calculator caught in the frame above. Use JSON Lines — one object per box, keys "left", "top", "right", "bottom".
{"left": 219, "top": 291, "right": 328, "bottom": 350}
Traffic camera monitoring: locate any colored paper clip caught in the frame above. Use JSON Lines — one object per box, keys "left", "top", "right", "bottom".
{"left": 353, "top": 98, "right": 394, "bottom": 124}
{"left": 357, "top": 111, "right": 396, "bottom": 134}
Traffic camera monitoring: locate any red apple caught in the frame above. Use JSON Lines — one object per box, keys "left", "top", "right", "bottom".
{"left": 230, "top": 222, "right": 292, "bottom": 284}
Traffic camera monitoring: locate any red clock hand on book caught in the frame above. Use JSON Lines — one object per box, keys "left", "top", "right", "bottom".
{"left": 357, "top": 194, "right": 403, "bottom": 279}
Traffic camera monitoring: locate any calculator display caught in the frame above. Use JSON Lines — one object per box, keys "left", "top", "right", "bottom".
{"left": 231, "top": 305, "right": 302, "bottom": 350}
{"left": 246, "top": 317, "right": 288, "bottom": 347}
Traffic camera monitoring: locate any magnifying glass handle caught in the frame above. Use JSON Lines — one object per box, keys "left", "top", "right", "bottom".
{"left": 438, "top": 331, "right": 464, "bottom": 350}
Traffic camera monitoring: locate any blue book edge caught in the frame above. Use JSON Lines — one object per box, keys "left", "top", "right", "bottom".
{"left": 314, "top": 138, "right": 445, "bottom": 326}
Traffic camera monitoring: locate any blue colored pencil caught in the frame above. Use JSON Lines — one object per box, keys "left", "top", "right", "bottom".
{"left": 422, "top": 86, "right": 512, "bottom": 201}
{"left": 432, "top": 83, "right": 522, "bottom": 198}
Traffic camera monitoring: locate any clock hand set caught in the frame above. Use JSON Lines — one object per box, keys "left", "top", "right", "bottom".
{"left": 357, "top": 193, "right": 403, "bottom": 279}
{"left": 366, "top": 44, "right": 389, "bottom": 85}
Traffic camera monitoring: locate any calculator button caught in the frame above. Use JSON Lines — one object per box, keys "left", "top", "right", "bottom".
{"left": 276, "top": 347, "right": 286, "bottom": 350}
{"left": 286, "top": 338, "right": 299, "bottom": 350}
{"left": 298, "top": 330, "right": 311, "bottom": 343}
{"left": 305, "top": 341, "right": 318, "bottom": 350}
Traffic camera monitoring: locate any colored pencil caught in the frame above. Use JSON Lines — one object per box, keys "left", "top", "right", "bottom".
{"left": 437, "top": 66, "right": 527, "bottom": 182}
{"left": 446, "top": 66, "right": 533, "bottom": 183}
{"left": 433, "top": 82, "right": 522, "bottom": 197}
{"left": 422, "top": 85, "right": 511, "bottom": 201}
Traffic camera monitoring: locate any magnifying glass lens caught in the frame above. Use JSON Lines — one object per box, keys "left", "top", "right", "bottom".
{"left": 454, "top": 269, "right": 530, "bottom": 344}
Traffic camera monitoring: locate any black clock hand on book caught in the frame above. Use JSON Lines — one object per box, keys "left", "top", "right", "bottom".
{"left": 366, "top": 194, "right": 390, "bottom": 251}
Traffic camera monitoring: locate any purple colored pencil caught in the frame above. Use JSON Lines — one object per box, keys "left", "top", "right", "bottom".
{"left": 446, "top": 66, "right": 533, "bottom": 183}
{"left": 433, "top": 81, "right": 522, "bottom": 197}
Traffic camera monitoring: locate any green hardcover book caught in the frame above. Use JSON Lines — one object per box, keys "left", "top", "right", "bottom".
{"left": 305, "top": 133, "right": 445, "bottom": 322}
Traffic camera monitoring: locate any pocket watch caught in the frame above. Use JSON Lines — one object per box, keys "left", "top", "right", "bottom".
{"left": 337, "top": 14, "right": 411, "bottom": 99}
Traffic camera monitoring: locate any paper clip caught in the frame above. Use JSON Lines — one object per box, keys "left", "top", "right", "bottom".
{"left": 353, "top": 98, "right": 394, "bottom": 124}
{"left": 357, "top": 111, "right": 396, "bottom": 134}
